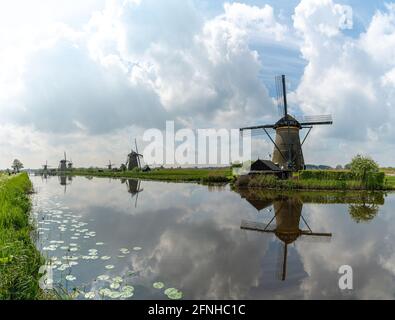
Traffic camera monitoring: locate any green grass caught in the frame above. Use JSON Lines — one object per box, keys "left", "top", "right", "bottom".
{"left": 385, "top": 175, "right": 395, "bottom": 189}
{"left": 236, "top": 173, "right": 395, "bottom": 191}
{"left": 0, "top": 173, "right": 44, "bottom": 300}
{"left": 71, "top": 168, "right": 233, "bottom": 183}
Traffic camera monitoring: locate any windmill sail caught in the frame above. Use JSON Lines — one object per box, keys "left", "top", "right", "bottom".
{"left": 275, "top": 75, "right": 285, "bottom": 117}
{"left": 299, "top": 115, "right": 333, "bottom": 126}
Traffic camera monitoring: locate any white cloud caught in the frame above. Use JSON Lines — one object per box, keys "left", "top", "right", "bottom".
{"left": 1, "top": 0, "right": 288, "bottom": 167}
{"left": 1, "top": 0, "right": 395, "bottom": 168}
{"left": 293, "top": 0, "right": 395, "bottom": 166}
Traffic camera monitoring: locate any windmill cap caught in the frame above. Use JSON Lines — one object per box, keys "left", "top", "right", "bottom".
{"left": 274, "top": 115, "right": 301, "bottom": 129}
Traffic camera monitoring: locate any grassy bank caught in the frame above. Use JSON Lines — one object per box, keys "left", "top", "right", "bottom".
{"left": 71, "top": 167, "right": 233, "bottom": 183}
{"left": 0, "top": 173, "right": 44, "bottom": 300}
{"left": 386, "top": 175, "right": 395, "bottom": 189}
{"left": 236, "top": 171, "right": 395, "bottom": 191}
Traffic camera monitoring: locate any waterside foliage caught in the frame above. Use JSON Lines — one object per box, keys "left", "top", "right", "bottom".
{"left": 70, "top": 168, "right": 233, "bottom": 183}
{"left": 0, "top": 173, "right": 44, "bottom": 300}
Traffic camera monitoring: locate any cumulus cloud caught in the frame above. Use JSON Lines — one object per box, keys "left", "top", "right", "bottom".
{"left": 1, "top": 0, "right": 395, "bottom": 168}
{"left": 1, "top": 0, "right": 282, "bottom": 136}
{"left": 293, "top": 0, "right": 395, "bottom": 165}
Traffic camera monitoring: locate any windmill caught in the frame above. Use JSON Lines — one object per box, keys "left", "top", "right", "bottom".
{"left": 240, "top": 75, "right": 333, "bottom": 171}
{"left": 106, "top": 160, "right": 116, "bottom": 170}
{"left": 59, "top": 152, "right": 73, "bottom": 172}
{"left": 42, "top": 161, "right": 52, "bottom": 173}
{"left": 125, "top": 139, "right": 143, "bottom": 171}
{"left": 240, "top": 194, "right": 332, "bottom": 281}
{"left": 68, "top": 159, "right": 73, "bottom": 170}
{"left": 126, "top": 179, "right": 144, "bottom": 208}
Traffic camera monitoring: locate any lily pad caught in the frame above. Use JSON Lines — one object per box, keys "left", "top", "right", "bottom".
{"left": 113, "top": 276, "right": 123, "bottom": 283}
{"left": 110, "top": 282, "right": 121, "bottom": 290}
{"left": 84, "top": 292, "right": 96, "bottom": 299}
{"left": 65, "top": 275, "right": 76, "bottom": 282}
{"left": 153, "top": 282, "right": 165, "bottom": 289}
{"left": 101, "top": 256, "right": 111, "bottom": 261}
{"left": 164, "top": 288, "right": 183, "bottom": 300}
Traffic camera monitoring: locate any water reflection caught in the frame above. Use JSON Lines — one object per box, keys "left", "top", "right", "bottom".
{"left": 123, "top": 179, "right": 144, "bottom": 208}
{"left": 240, "top": 194, "right": 332, "bottom": 281}
{"left": 31, "top": 176, "right": 394, "bottom": 299}
{"left": 58, "top": 175, "right": 73, "bottom": 193}
{"left": 237, "top": 189, "right": 386, "bottom": 283}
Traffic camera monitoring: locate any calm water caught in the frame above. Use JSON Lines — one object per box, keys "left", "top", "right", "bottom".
{"left": 30, "top": 175, "right": 395, "bottom": 300}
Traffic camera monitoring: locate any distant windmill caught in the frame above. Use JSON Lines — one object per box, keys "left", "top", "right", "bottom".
{"left": 42, "top": 161, "right": 52, "bottom": 172}
{"left": 59, "top": 152, "right": 73, "bottom": 171}
{"left": 240, "top": 75, "right": 333, "bottom": 171}
{"left": 68, "top": 158, "right": 73, "bottom": 170}
{"left": 240, "top": 195, "right": 332, "bottom": 281}
{"left": 125, "top": 139, "right": 143, "bottom": 171}
{"left": 106, "top": 160, "right": 116, "bottom": 170}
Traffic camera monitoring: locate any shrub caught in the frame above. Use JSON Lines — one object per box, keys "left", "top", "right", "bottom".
{"left": 350, "top": 155, "right": 379, "bottom": 181}
{"left": 299, "top": 170, "right": 356, "bottom": 181}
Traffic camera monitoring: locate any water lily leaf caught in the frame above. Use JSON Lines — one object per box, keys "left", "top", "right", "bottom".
{"left": 65, "top": 275, "right": 76, "bottom": 281}
{"left": 97, "top": 275, "right": 110, "bottom": 281}
{"left": 110, "top": 282, "right": 121, "bottom": 290}
{"left": 153, "top": 282, "right": 165, "bottom": 289}
{"left": 101, "top": 256, "right": 111, "bottom": 261}
{"left": 99, "top": 288, "right": 112, "bottom": 297}
{"left": 113, "top": 276, "right": 123, "bottom": 283}
{"left": 122, "top": 285, "right": 134, "bottom": 292}
{"left": 164, "top": 288, "right": 183, "bottom": 300}
{"left": 108, "top": 291, "right": 122, "bottom": 299}
{"left": 84, "top": 292, "right": 96, "bottom": 299}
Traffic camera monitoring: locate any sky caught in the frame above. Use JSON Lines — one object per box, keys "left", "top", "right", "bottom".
{"left": 0, "top": 0, "right": 394, "bottom": 169}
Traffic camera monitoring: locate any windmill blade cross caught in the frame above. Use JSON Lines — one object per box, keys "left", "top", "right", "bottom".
{"left": 240, "top": 220, "right": 276, "bottom": 233}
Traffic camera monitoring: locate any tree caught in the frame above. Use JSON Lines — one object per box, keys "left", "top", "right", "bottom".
{"left": 349, "top": 155, "right": 379, "bottom": 181}
{"left": 336, "top": 165, "right": 343, "bottom": 170}
{"left": 344, "top": 163, "right": 351, "bottom": 170}
{"left": 11, "top": 159, "right": 24, "bottom": 173}
{"left": 349, "top": 204, "right": 379, "bottom": 223}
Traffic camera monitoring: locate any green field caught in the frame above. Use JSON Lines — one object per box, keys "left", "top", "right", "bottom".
{"left": 71, "top": 167, "right": 234, "bottom": 183}
{"left": 0, "top": 173, "right": 44, "bottom": 300}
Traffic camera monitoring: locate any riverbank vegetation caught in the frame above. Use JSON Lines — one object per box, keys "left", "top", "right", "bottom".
{"left": 0, "top": 173, "right": 43, "bottom": 299}
{"left": 236, "top": 155, "right": 395, "bottom": 191}
{"left": 71, "top": 167, "right": 233, "bottom": 183}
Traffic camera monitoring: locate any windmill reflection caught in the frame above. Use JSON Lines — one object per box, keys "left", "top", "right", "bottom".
{"left": 58, "top": 175, "right": 72, "bottom": 193}
{"left": 240, "top": 193, "right": 332, "bottom": 281}
{"left": 124, "top": 179, "right": 144, "bottom": 208}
